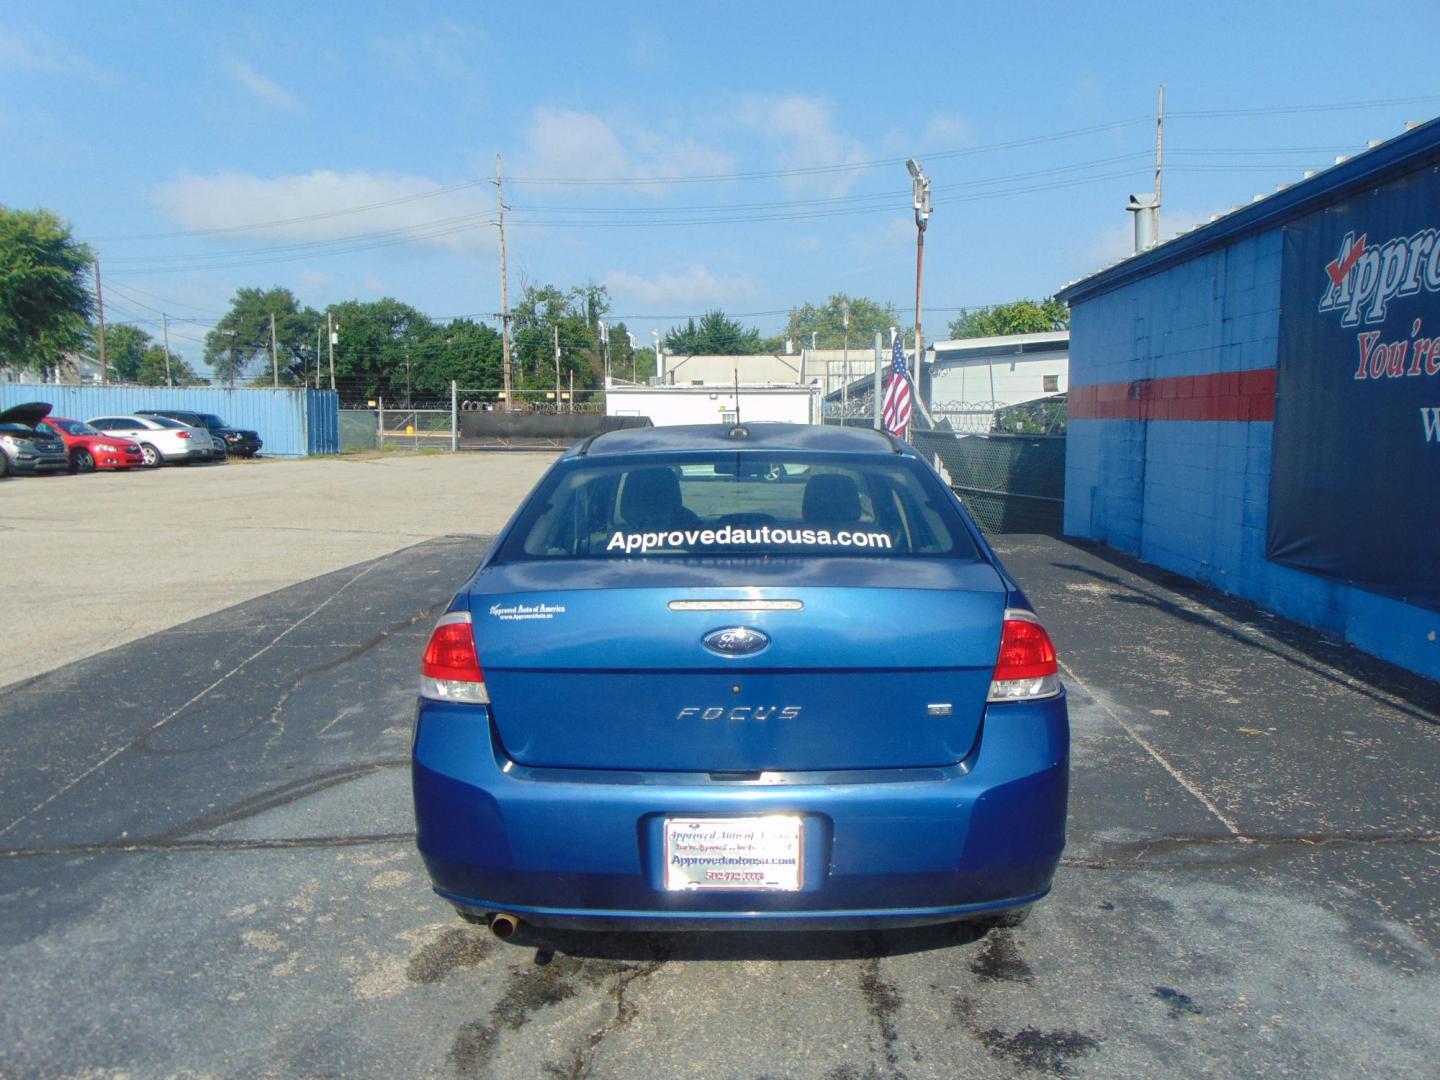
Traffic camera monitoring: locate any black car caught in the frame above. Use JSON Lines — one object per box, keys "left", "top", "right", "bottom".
{"left": 137, "top": 410, "right": 261, "bottom": 457}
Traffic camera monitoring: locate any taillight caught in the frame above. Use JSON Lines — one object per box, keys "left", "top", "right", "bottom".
{"left": 988, "top": 609, "right": 1061, "bottom": 703}
{"left": 420, "top": 611, "right": 489, "bottom": 704}
{"left": 176, "top": 431, "right": 192, "bottom": 439}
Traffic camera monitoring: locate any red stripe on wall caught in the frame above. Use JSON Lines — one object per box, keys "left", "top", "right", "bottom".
{"left": 1069, "top": 368, "right": 1276, "bottom": 421}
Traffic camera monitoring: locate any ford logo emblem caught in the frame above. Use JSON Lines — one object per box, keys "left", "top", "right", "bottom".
{"left": 702, "top": 626, "right": 770, "bottom": 657}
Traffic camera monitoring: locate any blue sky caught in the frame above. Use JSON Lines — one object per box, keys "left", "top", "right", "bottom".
{"left": 4, "top": 1, "right": 1440, "bottom": 369}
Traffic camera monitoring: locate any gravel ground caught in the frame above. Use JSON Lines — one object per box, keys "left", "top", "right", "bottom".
{"left": 0, "top": 451, "right": 557, "bottom": 690}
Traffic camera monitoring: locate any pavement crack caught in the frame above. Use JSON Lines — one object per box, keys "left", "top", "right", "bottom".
{"left": 0, "top": 831, "right": 415, "bottom": 858}
{"left": 858, "top": 957, "right": 904, "bottom": 1069}
{"left": 559, "top": 959, "right": 665, "bottom": 1080}
{"left": 1060, "top": 829, "right": 1440, "bottom": 870}
{"left": 0, "top": 559, "right": 386, "bottom": 839}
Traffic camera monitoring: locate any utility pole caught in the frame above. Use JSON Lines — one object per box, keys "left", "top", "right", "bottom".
{"left": 162, "top": 312, "right": 173, "bottom": 387}
{"left": 906, "top": 160, "right": 932, "bottom": 425}
{"left": 553, "top": 323, "right": 561, "bottom": 409}
{"left": 495, "top": 154, "right": 513, "bottom": 411}
{"left": 1154, "top": 84, "right": 1166, "bottom": 242}
{"left": 315, "top": 325, "right": 322, "bottom": 388}
{"left": 327, "top": 311, "right": 336, "bottom": 391}
{"left": 94, "top": 259, "right": 107, "bottom": 383}
{"left": 270, "top": 311, "right": 279, "bottom": 387}
{"left": 841, "top": 299, "right": 850, "bottom": 412}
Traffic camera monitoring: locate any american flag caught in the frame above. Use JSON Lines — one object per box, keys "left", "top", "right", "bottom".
{"left": 881, "top": 335, "right": 912, "bottom": 437}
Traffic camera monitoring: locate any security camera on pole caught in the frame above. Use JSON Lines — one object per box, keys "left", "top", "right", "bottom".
{"left": 906, "top": 158, "right": 931, "bottom": 426}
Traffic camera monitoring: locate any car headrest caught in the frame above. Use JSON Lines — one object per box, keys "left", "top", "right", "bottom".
{"left": 802, "top": 473, "right": 862, "bottom": 523}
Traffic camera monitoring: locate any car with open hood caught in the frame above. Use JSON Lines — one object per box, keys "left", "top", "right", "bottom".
{"left": 39, "top": 417, "right": 145, "bottom": 472}
{"left": 0, "top": 402, "right": 70, "bottom": 477}
{"left": 412, "top": 423, "right": 1069, "bottom": 938}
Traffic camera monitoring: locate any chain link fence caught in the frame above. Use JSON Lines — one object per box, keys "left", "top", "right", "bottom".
{"left": 913, "top": 430, "right": 1065, "bottom": 535}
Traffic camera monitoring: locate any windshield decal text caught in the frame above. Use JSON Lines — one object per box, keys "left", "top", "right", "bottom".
{"left": 605, "top": 526, "right": 894, "bottom": 554}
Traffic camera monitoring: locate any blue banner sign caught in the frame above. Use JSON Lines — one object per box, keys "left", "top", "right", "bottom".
{"left": 1269, "top": 164, "right": 1440, "bottom": 611}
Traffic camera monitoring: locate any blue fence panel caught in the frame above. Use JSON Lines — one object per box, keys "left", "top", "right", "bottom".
{"left": 306, "top": 390, "right": 339, "bottom": 455}
{"left": 0, "top": 385, "right": 337, "bottom": 457}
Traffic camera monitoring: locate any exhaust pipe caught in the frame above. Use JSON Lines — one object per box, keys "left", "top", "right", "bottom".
{"left": 489, "top": 912, "right": 520, "bottom": 940}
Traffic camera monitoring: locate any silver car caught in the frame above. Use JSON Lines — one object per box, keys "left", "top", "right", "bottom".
{"left": 0, "top": 402, "right": 70, "bottom": 478}
{"left": 85, "top": 414, "right": 216, "bottom": 468}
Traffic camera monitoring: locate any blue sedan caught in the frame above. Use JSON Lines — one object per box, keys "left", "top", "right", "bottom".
{"left": 412, "top": 423, "right": 1068, "bottom": 936}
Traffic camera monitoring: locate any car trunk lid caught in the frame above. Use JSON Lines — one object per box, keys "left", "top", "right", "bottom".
{"left": 467, "top": 558, "right": 1006, "bottom": 772}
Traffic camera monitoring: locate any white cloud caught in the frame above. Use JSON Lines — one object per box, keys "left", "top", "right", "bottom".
{"left": 603, "top": 265, "right": 761, "bottom": 311}
{"left": 373, "top": 25, "right": 486, "bottom": 85}
{"left": 516, "top": 106, "right": 734, "bottom": 184}
{"left": 296, "top": 268, "right": 332, "bottom": 290}
{"left": 154, "top": 170, "right": 494, "bottom": 252}
{"left": 362, "top": 273, "right": 386, "bottom": 295}
{"left": 0, "top": 24, "right": 112, "bottom": 81}
{"left": 924, "top": 114, "right": 974, "bottom": 148}
{"left": 225, "top": 58, "right": 300, "bottom": 110}
{"left": 735, "top": 95, "right": 867, "bottom": 196}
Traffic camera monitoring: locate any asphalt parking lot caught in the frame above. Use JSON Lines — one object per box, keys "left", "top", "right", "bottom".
{"left": 2, "top": 457, "right": 1437, "bottom": 1078}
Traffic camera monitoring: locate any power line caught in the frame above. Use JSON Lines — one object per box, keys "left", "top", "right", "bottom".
{"left": 1169, "top": 93, "right": 1440, "bottom": 118}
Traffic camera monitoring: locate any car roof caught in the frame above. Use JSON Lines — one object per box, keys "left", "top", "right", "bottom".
{"left": 568, "top": 423, "right": 911, "bottom": 460}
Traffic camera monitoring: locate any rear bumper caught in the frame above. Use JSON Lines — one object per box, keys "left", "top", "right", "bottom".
{"left": 413, "top": 691, "right": 1069, "bottom": 929}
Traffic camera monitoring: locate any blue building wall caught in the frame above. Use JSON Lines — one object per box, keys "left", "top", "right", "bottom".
{"left": 1064, "top": 231, "right": 1440, "bottom": 680}
{"left": 0, "top": 385, "right": 339, "bottom": 457}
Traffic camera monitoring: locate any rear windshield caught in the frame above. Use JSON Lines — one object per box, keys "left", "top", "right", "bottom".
{"left": 148, "top": 417, "right": 188, "bottom": 429}
{"left": 496, "top": 453, "right": 980, "bottom": 561}
{"left": 53, "top": 420, "right": 96, "bottom": 435}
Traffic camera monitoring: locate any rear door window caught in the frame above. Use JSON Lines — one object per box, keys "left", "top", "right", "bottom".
{"left": 498, "top": 453, "right": 978, "bottom": 561}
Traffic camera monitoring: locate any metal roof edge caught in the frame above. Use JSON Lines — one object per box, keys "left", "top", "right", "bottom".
{"left": 1056, "top": 115, "right": 1440, "bottom": 306}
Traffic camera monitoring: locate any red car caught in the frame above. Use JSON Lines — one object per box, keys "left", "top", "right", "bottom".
{"left": 40, "top": 417, "right": 145, "bottom": 472}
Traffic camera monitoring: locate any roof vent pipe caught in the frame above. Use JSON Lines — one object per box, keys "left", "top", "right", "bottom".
{"left": 1126, "top": 193, "right": 1158, "bottom": 253}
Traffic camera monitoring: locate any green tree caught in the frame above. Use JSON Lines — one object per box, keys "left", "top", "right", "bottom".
{"left": 410, "top": 318, "right": 503, "bottom": 399}
{"left": 786, "top": 294, "right": 902, "bottom": 350}
{"left": 204, "top": 287, "right": 320, "bottom": 387}
{"left": 325, "top": 297, "right": 434, "bottom": 401}
{"left": 947, "top": 298, "right": 1069, "bottom": 339}
{"left": 135, "top": 345, "right": 203, "bottom": 386}
{"left": 0, "top": 206, "right": 94, "bottom": 374}
{"left": 663, "top": 310, "right": 763, "bottom": 354}
{"left": 104, "top": 323, "right": 153, "bottom": 382}
{"left": 510, "top": 281, "right": 609, "bottom": 397}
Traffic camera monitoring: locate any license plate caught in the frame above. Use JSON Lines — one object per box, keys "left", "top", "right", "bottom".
{"left": 663, "top": 816, "right": 803, "bottom": 891}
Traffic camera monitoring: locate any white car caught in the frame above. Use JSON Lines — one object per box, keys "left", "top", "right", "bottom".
{"left": 85, "top": 415, "right": 217, "bottom": 468}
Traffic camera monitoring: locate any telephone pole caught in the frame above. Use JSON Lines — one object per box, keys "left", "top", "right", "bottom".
{"left": 270, "top": 311, "right": 279, "bottom": 387}
{"left": 495, "top": 154, "right": 513, "bottom": 411}
{"left": 162, "top": 313, "right": 173, "bottom": 387}
{"left": 327, "top": 311, "right": 336, "bottom": 390}
{"left": 553, "top": 324, "right": 561, "bottom": 408}
{"left": 1154, "top": 84, "right": 1166, "bottom": 241}
{"left": 315, "top": 325, "right": 322, "bottom": 388}
{"left": 94, "top": 259, "right": 108, "bottom": 383}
